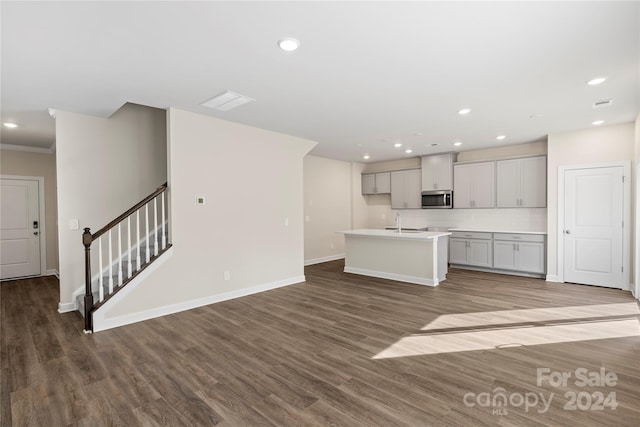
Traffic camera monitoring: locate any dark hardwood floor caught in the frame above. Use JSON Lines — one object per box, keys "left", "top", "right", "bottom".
{"left": 2, "top": 260, "right": 639, "bottom": 426}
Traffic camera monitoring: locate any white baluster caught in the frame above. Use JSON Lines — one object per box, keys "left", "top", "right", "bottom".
{"left": 161, "top": 191, "right": 166, "bottom": 249}
{"left": 108, "top": 230, "right": 113, "bottom": 294}
{"left": 136, "top": 209, "right": 141, "bottom": 271}
{"left": 145, "top": 203, "right": 150, "bottom": 263}
{"left": 98, "top": 236, "right": 104, "bottom": 302}
{"left": 127, "top": 216, "right": 132, "bottom": 278}
{"left": 154, "top": 197, "right": 158, "bottom": 256}
{"left": 118, "top": 223, "right": 123, "bottom": 286}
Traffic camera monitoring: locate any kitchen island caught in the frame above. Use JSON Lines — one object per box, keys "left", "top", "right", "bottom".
{"left": 339, "top": 229, "right": 452, "bottom": 286}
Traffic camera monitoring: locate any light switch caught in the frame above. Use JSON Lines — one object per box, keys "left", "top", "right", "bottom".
{"left": 69, "top": 219, "right": 79, "bottom": 230}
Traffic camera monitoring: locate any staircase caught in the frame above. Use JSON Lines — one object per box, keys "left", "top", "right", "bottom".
{"left": 79, "top": 183, "right": 171, "bottom": 332}
{"left": 76, "top": 224, "right": 169, "bottom": 317}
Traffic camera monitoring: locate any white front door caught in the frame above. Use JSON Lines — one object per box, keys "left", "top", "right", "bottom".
{"left": 0, "top": 179, "right": 41, "bottom": 279}
{"left": 563, "top": 166, "right": 624, "bottom": 288}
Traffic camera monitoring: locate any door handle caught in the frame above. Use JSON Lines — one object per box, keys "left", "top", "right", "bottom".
{"left": 33, "top": 231, "right": 39, "bottom": 236}
{"left": 565, "top": 230, "right": 571, "bottom": 234}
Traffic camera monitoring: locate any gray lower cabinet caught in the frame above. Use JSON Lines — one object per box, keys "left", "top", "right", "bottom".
{"left": 450, "top": 231, "right": 546, "bottom": 276}
{"left": 493, "top": 233, "right": 545, "bottom": 274}
{"left": 449, "top": 232, "right": 493, "bottom": 267}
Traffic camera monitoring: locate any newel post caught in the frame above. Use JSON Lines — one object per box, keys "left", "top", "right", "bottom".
{"left": 82, "top": 227, "right": 94, "bottom": 332}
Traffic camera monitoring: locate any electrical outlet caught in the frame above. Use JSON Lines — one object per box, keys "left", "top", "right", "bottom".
{"left": 223, "top": 271, "right": 230, "bottom": 281}
{"left": 330, "top": 243, "right": 335, "bottom": 250}
{"left": 284, "top": 218, "right": 289, "bottom": 227}
{"left": 305, "top": 215, "right": 310, "bottom": 223}
{"left": 196, "top": 196, "right": 205, "bottom": 205}
{"left": 69, "top": 219, "right": 79, "bottom": 230}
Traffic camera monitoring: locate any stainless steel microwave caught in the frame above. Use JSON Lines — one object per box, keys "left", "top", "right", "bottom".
{"left": 422, "top": 190, "right": 453, "bottom": 209}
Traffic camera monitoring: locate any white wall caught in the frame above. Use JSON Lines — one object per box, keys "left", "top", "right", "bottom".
{"left": 546, "top": 122, "right": 635, "bottom": 282}
{"left": 634, "top": 113, "right": 640, "bottom": 297}
{"left": 457, "top": 140, "right": 547, "bottom": 163}
{"left": 56, "top": 103, "right": 167, "bottom": 305}
{"left": 1, "top": 149, "right": 59, "bottom": 272}
{"left": 97, "top": 108, "right": 316, "bottom": 323}
{"left": 303, "top": 156, "right": 351, "bottom": 264}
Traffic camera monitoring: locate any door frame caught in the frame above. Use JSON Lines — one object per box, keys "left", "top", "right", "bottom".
{"left": 0, "top": 175, "right": 47, "bottom": 279}
{"left": 556, "top": 161, "right": 631, "bottom": 290}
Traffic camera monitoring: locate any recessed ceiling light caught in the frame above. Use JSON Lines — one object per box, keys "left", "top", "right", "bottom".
{"left": 529, "top": 114, "right": 544, "bottom": 119}
{"left": 496, "top": 135, "right": 506, "bottom": 140}
{"left": 3, "top": 122, "right": 18, "bottom": 128}
{"left": 278, "top": 38, "right": 300, "bottom": 52}
{"left": 430, "top": 143, "right": 439, "bottom": 147}
{"left": 394, "top": 143, "right": 403, "bottom": 148}
{"left": 592, "top": 120, "right": 605, "bottom": 126}
{"left": 405, "top": 149, "right": 413, "bottom": 154}
{"left": 363, "top": 154, "right": 370, "bottom": 160}
{"left": 587, "top": 77, "right": 607, "bottom": 86}
{"left": 454, "top": 141, "right": 463, "bottom": 146}
{"left": 458, "top": 108, "right": 472, "bottom": 115}
{"left": 413, "top": 132, "right": 423, "bottom": 136}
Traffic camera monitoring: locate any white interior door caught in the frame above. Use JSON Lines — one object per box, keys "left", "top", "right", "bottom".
{"left": 563, "top": 166, "right": 623, "bottom": 288}
{"left": 1, "top": 179, "right": 41, "bottom": 279}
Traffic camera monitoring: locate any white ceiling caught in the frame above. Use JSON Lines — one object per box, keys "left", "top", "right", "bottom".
{"left": 1, "top": 1, "right": 638, "bottom": 162}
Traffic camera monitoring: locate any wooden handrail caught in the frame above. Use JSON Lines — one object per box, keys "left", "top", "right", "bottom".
{"left": 91, "top": 183, "right": 167, "bottom": 241}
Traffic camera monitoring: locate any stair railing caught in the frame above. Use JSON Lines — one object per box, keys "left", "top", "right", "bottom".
{"left": 82, "top": 183, "right": 169, "bottom": 332}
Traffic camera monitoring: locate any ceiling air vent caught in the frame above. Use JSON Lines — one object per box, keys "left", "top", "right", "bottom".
{"left": 201, "top": 91, "right": 255, "bottom": 111}
{"left": 593, "top": 99, "right": 613, "bottom": 109}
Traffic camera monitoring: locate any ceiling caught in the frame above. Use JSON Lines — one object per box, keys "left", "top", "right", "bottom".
{"left": 1, "top": 1, "right": 638, "bottom": 162}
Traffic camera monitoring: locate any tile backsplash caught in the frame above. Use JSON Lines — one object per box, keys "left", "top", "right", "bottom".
{"left": 376, "top": 207, "right": 547, "bottom": 233}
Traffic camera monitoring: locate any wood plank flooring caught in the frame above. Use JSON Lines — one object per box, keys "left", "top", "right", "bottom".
{"left": 2, "top": 261, "right": 639, "bottom": 426}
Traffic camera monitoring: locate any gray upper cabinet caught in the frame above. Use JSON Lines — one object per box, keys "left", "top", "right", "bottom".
{"left": 496, "top": 156, "right": 546, "bottom": 208}
{"left": 421, "top": 153, "right": 457, "bottom": 191}
{"left": 391, "top": 169, "right": 421, "bottom": 209}
{"left": 453, "top": 162, "right": 495, "bottom": 208}
{"left": 361, "top": 172, "right": 391, "bottom": 195}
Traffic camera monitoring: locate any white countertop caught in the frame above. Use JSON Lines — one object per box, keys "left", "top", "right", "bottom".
{"left": 339, "top": 229, "right": 452, "bottom": 241}
{"left": 449, "top": 228, "right": 547, "bottom": 235}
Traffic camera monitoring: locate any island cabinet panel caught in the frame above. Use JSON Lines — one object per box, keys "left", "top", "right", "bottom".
{"left": 362, "top": 172, "right": 391, "bottom": 195}
{"left": 422, "top": 153, "right": 457, "bottom": 191}
{"left": 391, "top": 169, "right": 421, "bottom": 209}
{"left": 340, "top": 229, "right": 452, "bottom": 286}
{"left": 496, "top": 156, "right": 546, "bottom": 207}
{"left": 453, "top": 162, "right": 495, "bottom": 208}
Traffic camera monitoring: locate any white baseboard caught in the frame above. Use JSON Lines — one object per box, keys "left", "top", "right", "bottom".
{"left": 45, "top": 269, "right": 59, "bottom": 278}
{"left": 304, "top": 254, "right": 345, "bottom": 266}
{"left": 344, "top": 266, "right": 438, "bottom": 286}
{"left": 58, "top": 301, "right": 77, "bottom": 313}
{"left": 545, "top": 274, "right": 562, "bottom": 282}
{"left": 93, "top": 263, "right": 304, "bottom": 332}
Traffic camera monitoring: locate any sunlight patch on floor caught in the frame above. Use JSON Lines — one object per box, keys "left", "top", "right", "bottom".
{"left": 373, "top": 302, "right": 640, "bottom": 359}
{"left": 421, "top": 302, "right": 640, "bottom": 331}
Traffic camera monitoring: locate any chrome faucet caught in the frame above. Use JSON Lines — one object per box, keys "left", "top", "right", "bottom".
{"left": 396, "top": 213, "right": 402, "bottom": 232}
